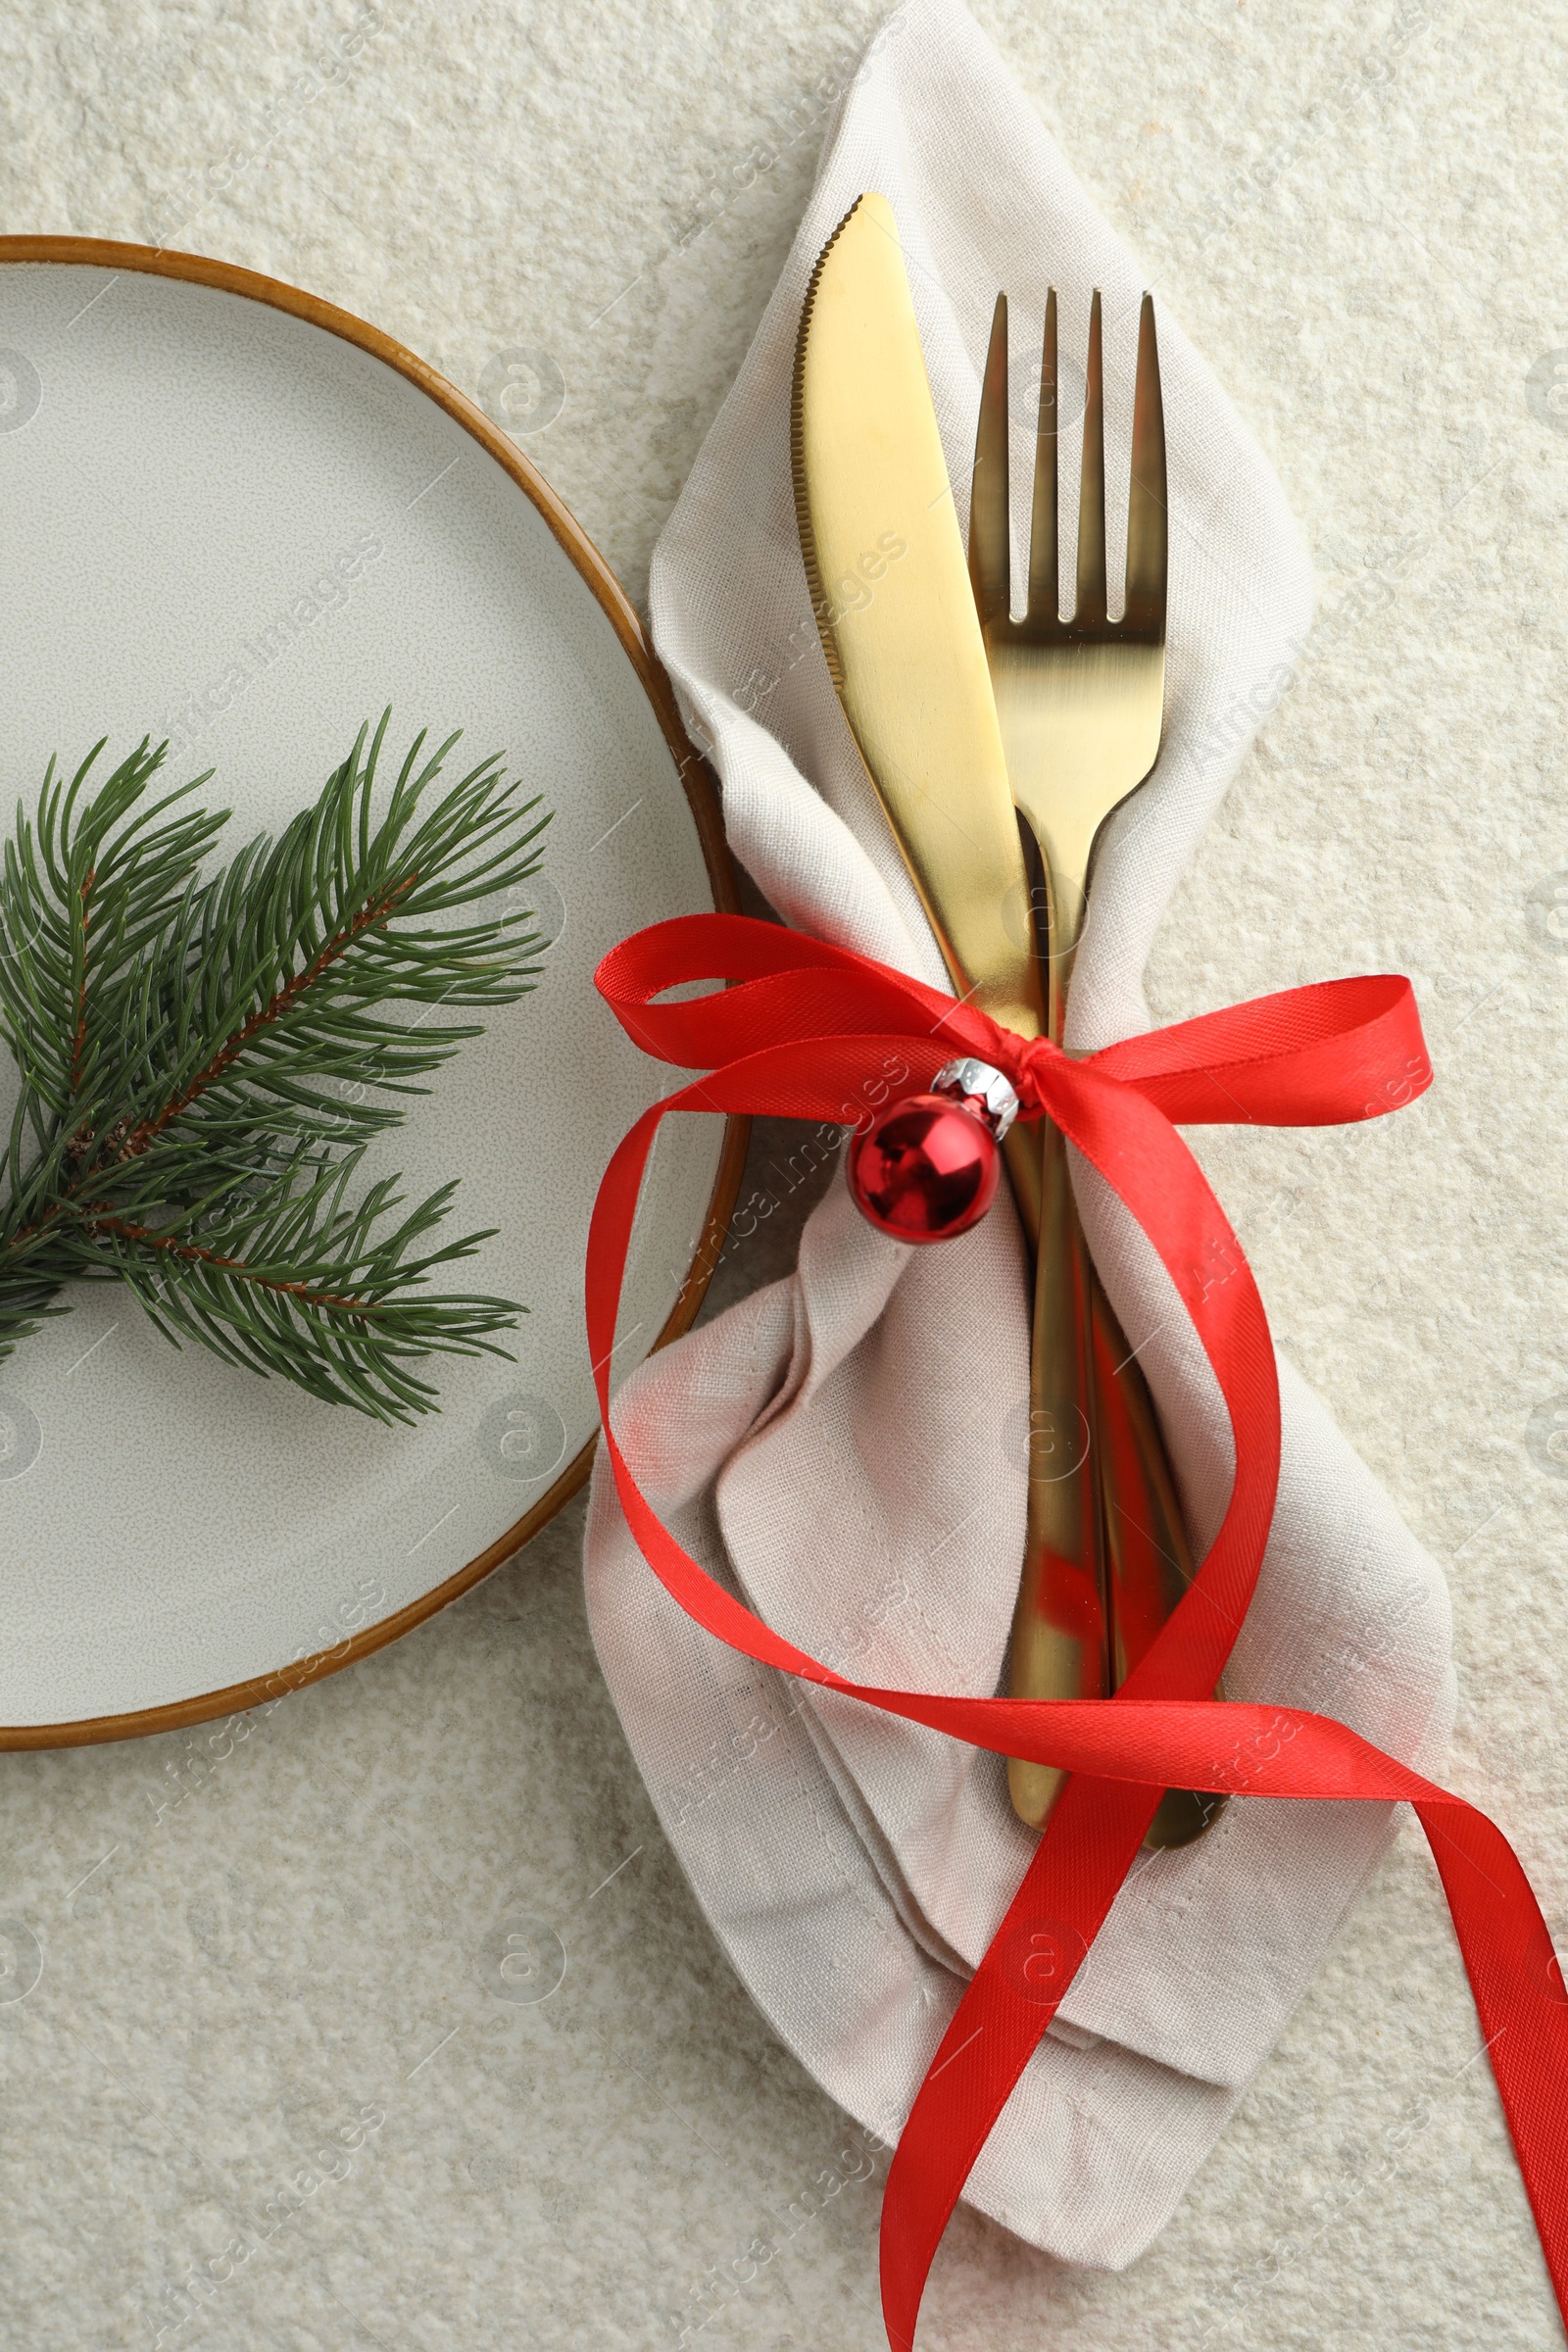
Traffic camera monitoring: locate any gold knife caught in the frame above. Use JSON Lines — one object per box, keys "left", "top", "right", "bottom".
{"left": 792, "top": 191, "right": 1108, "bottom": 1816}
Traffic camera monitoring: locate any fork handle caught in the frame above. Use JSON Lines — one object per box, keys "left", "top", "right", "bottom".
{"left": 1002, "top": 831, "right": 1222, "bottom": 1844}
{"left": 1090, "top": 1278, "right": 1227, "bottom": 1848}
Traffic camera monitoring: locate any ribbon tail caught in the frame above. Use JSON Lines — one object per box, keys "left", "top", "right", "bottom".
{"left": 879, "top": 1775, "right": 1157, "bottom": 2350}
{"left": 1414, "top": 1798, "right": 1568, "bottom": 2296}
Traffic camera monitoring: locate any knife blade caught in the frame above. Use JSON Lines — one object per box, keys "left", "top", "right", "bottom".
{"left": 791, "top": 192, "right": 1044, "bottom": 1054}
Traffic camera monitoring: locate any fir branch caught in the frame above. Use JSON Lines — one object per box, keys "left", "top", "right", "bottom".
{"left": 0, "top": 716, "right": 553, "bottom": 1422}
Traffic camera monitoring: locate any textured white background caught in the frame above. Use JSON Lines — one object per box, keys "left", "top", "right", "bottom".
{"left": 0, "top": 2, "right": 1565, "bottom": 2348}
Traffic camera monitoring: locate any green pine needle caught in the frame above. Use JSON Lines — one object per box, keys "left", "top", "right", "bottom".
{"left": 0, "top": 713, "right": 552, "bottom": 1423}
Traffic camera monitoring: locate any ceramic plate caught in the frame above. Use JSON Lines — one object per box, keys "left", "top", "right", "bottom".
{"left": 0, "top": 240, "right": 741, "bottom": 1742}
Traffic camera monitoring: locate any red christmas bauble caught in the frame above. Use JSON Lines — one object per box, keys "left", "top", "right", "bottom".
{"left": 848, "top": 1092, "right": 1002, "bottom": 1243}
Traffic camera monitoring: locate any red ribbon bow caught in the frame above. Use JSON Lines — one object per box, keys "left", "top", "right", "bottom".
{"left": 588, "top": 912, "right": 1568, "bottom": 2349}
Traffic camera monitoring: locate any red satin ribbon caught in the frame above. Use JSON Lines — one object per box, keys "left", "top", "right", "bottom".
{"left": 589, "top": 912, "right": 1568, "bottom": 2349}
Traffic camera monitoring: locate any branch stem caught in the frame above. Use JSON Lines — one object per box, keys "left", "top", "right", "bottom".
{"left": 86, "top": 1212, "right": 372, "bottom": 1317}
{"left": 124, "top": 870, "right": 420, "bottom": 1156}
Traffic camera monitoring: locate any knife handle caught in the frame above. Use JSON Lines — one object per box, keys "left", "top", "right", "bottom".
{"left": 1000, "top": 1118, "right": 1043, "bottom": 1247}
{"left": 1090, "top": 1279, "right": 1228, "bottom": 1848}
{"left": 1004, "top": 1111, "right": 1109, "bottom": 1830}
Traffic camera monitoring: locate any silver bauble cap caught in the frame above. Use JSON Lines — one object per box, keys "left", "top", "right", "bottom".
{"left": 931, "top": 1057, "right": 1020, "bottom": 1141}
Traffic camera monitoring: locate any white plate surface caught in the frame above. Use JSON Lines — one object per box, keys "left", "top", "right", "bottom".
{"left": 0, "top": 255, "right": 730, "bottom": 1730}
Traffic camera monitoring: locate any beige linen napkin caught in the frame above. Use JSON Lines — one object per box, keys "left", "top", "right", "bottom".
{"left": 584, "top": 0, "right": 1455, "bottom": 2267}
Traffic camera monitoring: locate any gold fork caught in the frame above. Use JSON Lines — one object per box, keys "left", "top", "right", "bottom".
{"left": 970, "top": 286, "right": 1223, "bottom": 1848}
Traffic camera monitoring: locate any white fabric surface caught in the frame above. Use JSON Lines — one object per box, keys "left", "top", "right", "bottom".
{"left": 585, "top": 0, "right": 1456, "bottom": 2268}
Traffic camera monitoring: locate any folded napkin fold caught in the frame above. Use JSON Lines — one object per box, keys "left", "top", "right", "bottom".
{"left": 584, "top": 0, "right": 1454, "bottom": 2268}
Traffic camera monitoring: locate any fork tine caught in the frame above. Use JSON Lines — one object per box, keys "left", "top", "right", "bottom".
{"left": 969, "top": 292, "right": 1011, "bottom": 630}
{"left": 1025, "top": 289, "right": 1059, "bottom": 623}
{"left": 1075, "top": 289, "right": 1106, "bottom": 625}
{"left": 1125, "top": 293, "right": 1167, "bottom": 639}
